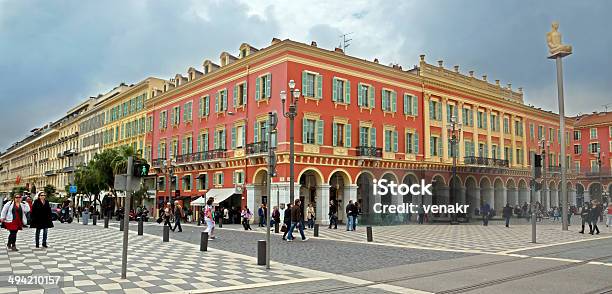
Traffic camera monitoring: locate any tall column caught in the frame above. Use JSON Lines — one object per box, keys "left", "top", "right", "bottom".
{"left": 473, "top": 105, "right": 479, "bottom": 157}
{"left": 500, "top": 112, "right": 506, "bottom": 160}
{"left": 442, "top": 97, "right": 449, "bottom": 162}
{"left": 486, "top": 108, "right": 493, "bottom": 158}
{"left": 511, "top": 115, "right": 517, "bottom": 167}
{"left": 345, "top": 184, "right": 358, "bottom": 203}
{"left": 317, "top": 184, "right": 331, "bottom": 225}
{"left": 522, "top": 120, "right": 528, "bottom": 167}
{"left": 424, "top": 94, "right": 431, "bottom": 160}
{"left": 458, "top": 102, "right": 465, "bottom": 164}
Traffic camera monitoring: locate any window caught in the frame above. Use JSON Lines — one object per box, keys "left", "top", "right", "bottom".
{"left": 332, "top": 122, "right": 351, "bottom": 147}
{"left": 515, "top": 120, "right": 523, "bottom": 136}
{"left": 573, "top": 130, "right": 581, "bottom": 140}
{"left": 490, "top": 113, "right": 499, "bottom": 132}
{"left": 491, "top": 145, "right": 498, "bottom": 159}
{"left": 574, "top": 161, "right": 580, "bottom": 173}
{"left": 181, "top": 135, "right": 193, "bottom": 155}
{"left": 358, "top": 84, "right": 375, "bottom": 108}
{"left": 549, "top": 128, "right": 555, "bottom": 142}
{"left": 231, "top": 125, "right": 245, "bottom": 149}
{"left": 158, "top": 140, "right": 167, "bottom": 159}
{"left": 381, "top": 89, "right": 397, "bottom": 112}
{"left": 170, "top": 139, "right": 178, "bottom": 158}
{"left": 255, "top": 74, "right": 272, "bottom": 101}
{"left": 159, "top": 111, "right": 168, "bottom": 129}
{"left": 538, "top": 125, "right": 543, "bottom": 140}
{"left": 574, "top": 144, "right": 582, "bottom": 154}
{"left": 589, "top": 142, "right": 600, "bottom": 153}
{"left": 359, "top": 126, "right": 376, "bottom": 147}
{"left": 197, "top": 132, "right": 209, "bottom": 152}
{"left": 158, "top": 177, "right": 166, "bottom": 191}
{"left": 462, "top": 108, "right": 474, "bottom": 126}
{"left": 233, "top": 82, "right": 247, "bottom": 108}
{"left": 384, "top": 129, "right": 398, "bottom": 152}
{"left": 302, "top": 118, "right": 323, "bottom": 145}
{"left": 516, "top": 149, "right": 523, "bottom": 164}
{"left": 590, "top": 160, "right": 599, "bottom": 172}
{"left": 464, "top": 140, "right": 475, "bottom": 157}
{"left": 405, "top": 131, "right": 419, "bottom": 154}
{"left": 254, "top": 120, "right": 268, "bottom": 143}
{"left": 446, "top": 104, "right": 458, "bottom": 123}
{"left": 214, "top": 129, "right": 226, "bottom": 150}
{"left": 504, "top": 147, "right": 511, "bottom": 162}
{"left": 477, "top": 111, "right": 487, "bottom": 129}
{"left": 199, "top": 95, "right": 210, "bottom": 117}
{"left": 429, "top": 100, "right": 442, "bottom": 121}
{"left": 183, "top": 101, "right": 193, "bottom": 122}
{"left": 590, "top": 128, "right": 597, "bottom": 139}
{"left": 403, "top": 94, "right": 418, "bottom": 116}
{"left": 503, "top": 117, "right": 510, "bottom": 134}
{"left": 529, "top": 123, "right": 534, "bottom": 139}
{"left": 332, "top": 78, "right": 350, "bottom": 103}
{"left": 214, "top": 172, "right": 224, "bottom": 186}
{"left": 430, "top": 136, "right": 442, "bottom": 156}
{"left": 197, "top": 174, "right": 208, "bottom": 190}
{"left": 171, "top": 106, "right": 180, "bottom": 126}
{"left": 302, "top": 71, "right": 322, "bottom": 99}
{"left": 215, "top": 89, "right": 228, "bottom": 113}
{"left": 182, "top": 175, "right": 192, "bottom": 191}
{"left": 478, "top": 143, "right": 488, "bottom": 158}
{"left": 233, "top": 170, "right": 244, "bottom": 185}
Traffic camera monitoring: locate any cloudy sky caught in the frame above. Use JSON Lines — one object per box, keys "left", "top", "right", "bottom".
{"left": 1, "top": 0, "right": 610, "bottom": 151}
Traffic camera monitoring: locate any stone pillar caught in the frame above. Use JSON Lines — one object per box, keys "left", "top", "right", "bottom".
{"left": 317, "top": 184, "right": 331, "bottom": 225}
{"left": 569, "top": 188, "right": 576, "bottom": 205}
{"left": 486, "top": 108, "right": 492, "bottom": 158}
{"left": 424, "top": 94, "right": 431, "bottom": 160}
{"left": 535, "top": 190, "right": 541, "bottom": 203}
{"left": 500, "top": 112, "right": 505, "bottom": 160}
{"left": 458, "top": 102, "right": 465, "bottom": 164}
{"left": 442, "top": 98, "right": 449, "bottom": 162}
{"left": 458, "top": 187, "right": 466, "bottom": 205}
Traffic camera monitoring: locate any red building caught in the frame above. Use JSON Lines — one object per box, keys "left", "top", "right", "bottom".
{"left": 144, "top": 39, "right": 607, "bottom": 224}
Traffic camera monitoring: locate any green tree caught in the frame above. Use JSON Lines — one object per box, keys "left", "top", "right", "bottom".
{"left": 44, "top": 184, "right": 56, "bottom": 196}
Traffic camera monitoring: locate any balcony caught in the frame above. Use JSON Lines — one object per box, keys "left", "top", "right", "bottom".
{"left": 175, "top": 149, "right": 227, "bottom": 164}
{"left": 583, "top": 170, "right": 612, "bottom": 178}
{"left": 62, "top": 166, "right": 76, "bottom": 173}
{"left": 463, "top": 156, "right": 509, "bottom": 168}
{"left": 57, "top": 153, "right": 64, "bottom": 159}
{"left": 152, "top": 158, "right": 166, "bottom": 168}
{"left": 246, "top": 141, "right": 268, "bottom": 155}
{"left": 63, "top": 149, "right": 77, "bottom": 157}
{"left": 356, "top": 146, "right": 383, "bottom": 158}
{"left": 44, "top": 170, "right": 56, "bottom": 176}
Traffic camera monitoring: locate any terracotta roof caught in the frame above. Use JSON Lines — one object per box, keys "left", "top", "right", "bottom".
{"left": 572, "top": 111, "right": 612, "bottom": 127}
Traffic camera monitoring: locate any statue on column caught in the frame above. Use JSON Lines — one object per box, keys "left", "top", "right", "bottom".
{"left": 547, "top": 21, "right": 572, "bottom": 58}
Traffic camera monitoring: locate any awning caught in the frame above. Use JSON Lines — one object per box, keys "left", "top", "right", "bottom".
{"left": 191, "top": 196, "right": 207, "bottom": 206}
{"left": 206, "top": 188, "right": 236, "bottom": 206}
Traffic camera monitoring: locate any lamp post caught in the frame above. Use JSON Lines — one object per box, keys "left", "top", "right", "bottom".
{"left": 539, "top": 139, "right": 550, "bottom": 209}
{"left": 447, "top": 115, "right": 462, "bottom": 224}
{"left": 280, "top": 80, "right": 301, "bottom": 204}
{"left": 597, "top": 151, "right": 604, "bottom": 202}
{"left": 547, "top": 21, "right": 572, "bottom": 231}
{"left": 163, "top": 157, "right": 176, "bottom": 206}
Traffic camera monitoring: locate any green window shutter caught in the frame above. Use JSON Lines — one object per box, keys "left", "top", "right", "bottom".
{"left": 316, "top": 74, "right": 323, "bottom": 98}
{"left": 483, "top": 113, "right": 488, "bottom": 129}
{"left": 345, "top": 80, "right": 350, "bottom": 104}
{"left": 198, "top": 97, "right": 203, "bottom": 117}
{"left": 412, "top": 96, "right": 418, "bottom": 116}
{"left": 243, "top": 82, "right": 248, "bottom": 105}
{"left": 414, "top": 133, "right": 419, "bottom": 154}
{"left": 204, "top": 133, "right": 209, "bottom": 151}
{"left": 447, "top": 105, "right": 451, "bottom": 122}
{"left": 429, "top": 101, "right": 434, "bottom": 119}
{"left": 181, "top": 137, "right": 186, "bottom": 155}
{"left": 469, "top": 110, "right": 474, "bottom": 126}
{"left": 255, "top": 77, "right": 261, "bottom": 101}
{"left": 221, "top": 130, "right": 226, "bottom": 149}
{"left": 233, "top": 171, "right": 236, "bottom": 184}
{"left": 403, "top": 94, "right": 409, "bottom": 114}
{"left": 332, "top": 78, "right": 338, "bottom": 102}
{"left": 454, "top": 105, "right": 458, "bottom": 120}
{"left": 197, "top": 134, "right": 201, "bottom": 152}
{"left": 345, "top": 124, "right": 351, "bottom": 147}
{"left": 233, "top": 85, "right": 238, "bottom": 108}
{"left": 205, "top": 96, "right": 209, "bottom": 116}
{"left": 393, "top": 130, "right": 398, "bottom": 152}
{"left": 357, "top": 83, "right": 363, "bottom": 106}
{"left": 223, "top": 90, "right": 228, "bottom": 111}
{"left": 370, "top": 127, "right": 376, "bottom": 147}
{"left": 437, "top": 102, "right": 442, "bottom": 121}
{"left": 214, "top": 132, "right": 218, "bottom": 150}
{"left": 265, "top": 73, "right": 271, "bottom": 98}
{"left": 332, "top": 123, "right": 338, "bottom": 146}
{"left": 231, "top": 127, "right": 236, "bottom": 149}
{"left": 215, "top": 93, "right": 219, "bottom": 112}
{"left": 368, "top": 86, "right": 375, "bottom": 108}
{"left": 157, "top": 143, "right": 161, "bottom": 159}
{"left": 316, "top": 120, "right": 324, "bottom": 145}
{"left": 391, "top": 91, "right": 397, "bottom": 112}
{"left": 302, "top": 71, "right": 308, "bottom": 95}
{"left": 384, "top": 131, "right": 390, "bottom": 151}
{"left": 430, "top": 137, "right": 434, "bottom": 156}
{"left": 220, "top": 173, "right": 224, "bottom": 186}
{"left": 254, "top": 123, "right": 259, "bottom": 143}
{"left": 302, "top": 118, "right": 308, "bottom": 143}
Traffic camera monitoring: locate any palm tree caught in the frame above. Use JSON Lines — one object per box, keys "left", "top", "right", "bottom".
{"left": 111, "top": 145, "right": 141, "bottom": 176}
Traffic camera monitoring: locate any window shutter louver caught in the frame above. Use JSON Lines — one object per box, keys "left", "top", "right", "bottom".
{"left": 316, "top": 120, "right": 324, "bottom": 145}
{"left": 345, "top": 124, "right": 351, "bottom": 147}
{"left": 393, "top": 130, "right": 398, "bottom": 152}
{"left": 429, "top": 101, "right": 434, "bottom": 119}
{"left": 358, "top": 83, "right": 363, "bottom": 106}
{"left": 332, "top": 78, "right": 338, "bottom": 102}
{"left": 438, "top": 138, "right": 443, "bottom": 157}
{"left": 447, "top": 105, "right": 451, "bottom": 122}
{"left": 316, "top": 74, "right": 322, "bottom": 98}
{"left": 205, "top": 96, "right": 209, "bottom": 116}
{"left": 197, "top": 134, "right": 201, "bottom": 152}
{"left": 430, "top": 137, "right": 434, "bottom": 156}
{"left": 302, "top": 118, "right": 307, "bottom": 143}
{"left": 243, "top": 82, "right": 247, "bottom": 105}
{"left": 255, "top": 77, "right": 260, "bottom": 101}
{"left": 231, "top": 127, "right": 236, "bottom": 149}
{"left": 233, "top": 85, "right": 238, "bottom": 108}
{"left": 368, "top": 86, "right": 375, "bottom": 108}
{"left": 414, "top": 133, "right": 419, "bottom": 154}
{"left": 437, "top": 102, "right": 442, "bottom": 121}
{"left": 265, "top": 74, "right": 271, "bottom": 98}
{"left": 403, "top": 94, "right": 409, "bottom": 114}
{"left": 412, "top": 96, "right": 418, "bottom": 116}
{"left": 370, "top": 127, "right": 376, "bottom": 147}
{"left": 302, "top": 71, "right": 307, "bottom": 95}
{"left": 332, "top": 123, "right": 338, "bottom": 146}
{"left": 204, "top": 133, "right": 208, "bottom": 151}
{"left": 223, "top": 90, "right": 228, "bottom": 111}
{"left": 345, "top": 80, "right": 350, "bottom": 104}
{"left": 391, "top": 91, "right": 397, "bottom": 112}
{"left": 215, "top": 93, "right": 219, "bottom": 113}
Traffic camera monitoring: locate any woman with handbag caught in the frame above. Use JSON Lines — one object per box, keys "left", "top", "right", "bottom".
{"left": 204, "top": 197, "right": 216, "bottom": 239}
{"left": 241, "top": 206, "right": 253, "bottom": 230}
{"left": 1, "top": 194, "right": 30, "bottom": 251}
{"left": 306, "top": 203, "right": 315, "bottom": 229}
{"left": 30, "top": 192, "right": 54, "bottom": 248}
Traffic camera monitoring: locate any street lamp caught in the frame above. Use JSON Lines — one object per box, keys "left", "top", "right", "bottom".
{"left": 539, "top": 139, "right": 549, "bottom": 208}
{"left": 162, "top": 157, "right": 176, "bottom": 205}
{"left": 447, "top": 115, "right": 462, "bottom": 224}
{"left": 280, "top": 80, "right": 301, "bottom": 204}
{"left": 597, "top": 151, "right": 604, "bottom": 202}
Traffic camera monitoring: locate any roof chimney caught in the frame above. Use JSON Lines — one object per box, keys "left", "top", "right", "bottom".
{"left": 469, "top": 70, "right": 474, "bottom": 77}
{"left": 482, "top": 75, "right": 487, "bottom": 81}
{"left": 419, "top": 54, "right": 425, "bottom": 62}
{"left": 271, "top": 38, "right": 281, "bottom": 45}
{"left": 374, "top": 58, "right": 379, "bottom": 64}
{"left": 334, "top": 47, "right": 344, "bottom": 54}
{"left": 507, "top": 83, "right": 512, "bottom": 90}
{"left": 310, "top": 41, "right": 317, "bottom": 47}
{"left": 495, "top": 80, "right": 500, "bottom": 86}
{"left": 437, "top": 60, "right": 443, "bottom": 67}
{"left": 518, "top": 87, "right": 523, "bottom": 93}
{"left": 454, "top": 65, "right": 459, "bottom": 73}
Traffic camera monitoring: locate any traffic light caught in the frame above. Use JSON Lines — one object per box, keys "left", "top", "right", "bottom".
{"left": 133, "top": 161, "right": 150, "bottom": 177}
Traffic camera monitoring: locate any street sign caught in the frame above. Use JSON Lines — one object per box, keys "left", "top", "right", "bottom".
{"left": 69, "top": 185, "right": 77, "bottom": 193}
{"left": 114, "top": 174, "right": 141, "bottom": 191}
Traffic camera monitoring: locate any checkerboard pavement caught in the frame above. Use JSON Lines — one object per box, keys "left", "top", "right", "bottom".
{"left": 0, "top": 223, "right": 328, "bottom": 294}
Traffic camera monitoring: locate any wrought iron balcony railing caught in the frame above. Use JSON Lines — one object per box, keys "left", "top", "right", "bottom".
{"left": 246, "top": 141, "right": 268, "bottom": 155}
{"left": 463, "top": 156, "right": 509, "bottom": 168}
{"left": 356, "top": 146, "right": 383, "bottom": 158}
{"left": 152, "top": 158, "right": 166, "bottom": 167}
{"left": 44, "top": 170, "right": 56, "bottom": 176}
{"left": 175, "top": 149, "right": 227, "bottom": 164}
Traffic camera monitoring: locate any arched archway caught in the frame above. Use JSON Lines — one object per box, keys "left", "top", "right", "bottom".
{"left": 588, "top": 182, "right": 603, "bottom": 202}
{"left": 518, "top": 179, "right": 529, "bottom": 205}
{"left": 380, "top": 172, "right": 399, "bottom": 206}
{"left": 298, "top": 168, "right": 325, "bottom": 224}
{"left": 356, "top": 171, "right": 374, "bottom": 220}
{"left": 432, "top": 175, "right": 448, "bottom": 217}
{"left": 401, "top": 173, "right": 419, "bottom": 205}
{"left": 493, "top": 178, "right": 505, "bottom": 212}
{"left": 575, "top": 183, "right": 585, "bottom": 205}
{"left": 465, "top": 176, "right": 479, "bottom": 216}
{"left": 506, "top": 178, "right": 518, "bottom": 206}
{"left": 480, "top": 177, "right": 493, "bottom": 209}
{"left": 248, "top": 168, "right": 269, "bottom": 223}
{"left": 328, "top": 170, "right": 352, "bottom": 224}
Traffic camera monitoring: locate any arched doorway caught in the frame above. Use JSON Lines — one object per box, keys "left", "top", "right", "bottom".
{"left": 328, "top": 170, "right": 351, "bottom": 224}
{"left": 588, "top": 182, "right": 603, "bottom": 203}
{"left": 506, "top": 178, "right": 517, "bottom": 206}
{"left": 480, "top": 177, "right": 493, "bottom": 209}
{"left": 493, "top": 178, "right": 505, "bottom": 212}
{"left": 518, "top": 179, "right": 529, "bottom": 205}
{"left": 298, "top": 169, "right": 324, "bottom": 224}
{"left": 249, "top": 168, "right": 268, "bottom": 224}
{"left": 356, "top": 171, "right": 374, "bottom": 217}
{"left": 465, "top": 177, "right": 479, "bottom": 216}
{"left": 402, "top": 173, "right": 419, "bottom": 205}
{"left": 575, "top": 183, "right": 585, "bottom": 205}
{"left": 432, "top": 175, "right": 448, "bottom": 218}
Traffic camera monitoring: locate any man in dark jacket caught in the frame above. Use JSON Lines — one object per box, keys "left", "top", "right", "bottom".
{"left": 579, "top": 202, "right": 592, "bottom": 234}
{"left": 287, "top": 199, "right": 307, "bottom": 242}
{"left": 502, "top": 203, "right": 513, "bottom": 228}
{"left": 31, "top": 192, "right": 54, "bottom": 248}
{"left": 589, "top": 200, "right": 601, "bottom": 235}
{"left": 172, "top": 201, "right": 183, "bottom": 232}
{"left": 282, "top": 204, "right": 292, "bottom": 240}
{"left": 345, "top": 200, "right": 355, "bottom": 231}
{"left": 481, "top": 202, "right": 491, "bottom": 226}
{"left": 328, "top": 200, "right": 338, "bottom": 229}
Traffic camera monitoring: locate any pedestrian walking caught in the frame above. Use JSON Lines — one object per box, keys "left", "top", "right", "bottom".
{"left": 282, "top": 204, "right": 292, "bottom": 240}
{"left": 306, "top": 203, "right": 315, "bottom": 229}
{"left": 481, "top": 202, "right": 491, "bottom": 226}
{"left": 287, "top": 199, "right": 307, "bottom": 242}
{"left": 203, "top": 197, "right": 216, "bottom": 239}
{"left": 271, "top": 206, "right": 280, "bottom": 227}
{"left": 258, "top": 204, "right": 266, "bottom": 227}
{"left": 1, "top": 194, "right": 30, "bottom": 251}
{"left": 579, "top": 202, "right": 592, "bottom": 234}
{"left": 345, "top": 200, "right": 355, "bottom": 231}
{"left": 163, "top": 203, "right": 173, "bottom": 229}
{"left": 589, "top": 200, "right": 601, "bottom": 235}
{"left": 418, "top": 205, "right": 425, "bottom": 224}
{"left": 172, "top": 201, "right": 183, "bottom": 232}
{"left": 30, "top": 192, "right": 54, "bottom": 248}
{"left": 223, "top": 207, "right": 229, "bottom": 224}
{"left": 241, "top": 206, "right": 253, "bottom": 230}
{"left": 503, "top": 203, "right": 512, "bottom": 228}
{"left": 553, "top": 207, "right": 560, "bottom": 221}
{"left": 328, "top": 200, "right": 338, "bottom": 229}
{"left": 353, "top": 202, "right": 360, "bottom": 230}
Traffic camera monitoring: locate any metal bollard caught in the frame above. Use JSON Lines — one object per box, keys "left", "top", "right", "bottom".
{"left": 119, "top": 220, "right": 124, "bottom": 231}
{"left": 92, "top": 215, "right": 97, "bottom": 226}
{"left": 163, "top": 226, "right": 170, "bottom": 242}
{"left": 314, "top": 224, "right": 319, "bottom": 237}
{"left": 138, "top": 220, "right": 143, "bottom": 235}
{"left": 257, "top": 240, "right": 266, "bottom": 265}
{"left": 366, "top": 226, "right": 373, "bottom": 242}
{"left": 104, "top": 217, "right": 109, "bottom": 228}
{"left": 274, "top": 223, "right": 279, "bottom": 234}
{"left": 200, "top": 232, "right": 209, "bottom": 251}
